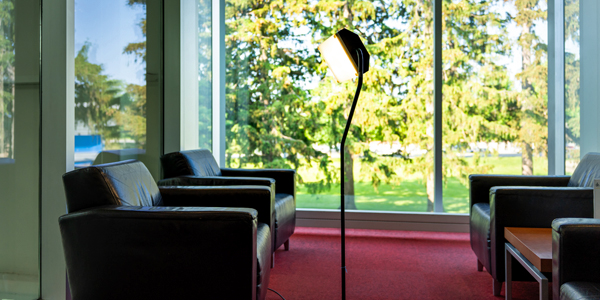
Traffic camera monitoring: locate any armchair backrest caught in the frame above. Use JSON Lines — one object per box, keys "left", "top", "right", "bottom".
{"left": 63, "top": 160, "right": 163, "bottom": 213}
{"left": 161, "top": 149, "right": 222, "bottom": 178}
{"left": 568, "top": 152, "right": 600, "bottom": 187}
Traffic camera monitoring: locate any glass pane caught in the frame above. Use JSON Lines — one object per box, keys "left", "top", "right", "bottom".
{"left": 0, "top": 0, "right": 40, "bottom": 298}
{"left": 442, "top": 0, "right": 548, "bottom": 213}
{"left": 0, "top": 0, "right": 14, "bottom": 162}
{"left": 225, "top": 0, "right": 434, "bottom": 212}
{"left": 198, "top": 0, "right": 212, "bottom": 150}
{"left": 74, "top": 0, "right": 147, "bottom": 167}
{"left": 181, "top": 0, "right": 212, "bottom": 151}
{"left": 565, "top": 0, "right": 580, "bottom": 174}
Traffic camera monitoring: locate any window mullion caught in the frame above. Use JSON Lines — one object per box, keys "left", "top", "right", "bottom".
{"left": 433, "top": 0, "right": 443, "bottom": 213}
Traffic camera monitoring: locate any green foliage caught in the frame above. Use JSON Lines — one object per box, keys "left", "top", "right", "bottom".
{"left": 75, "top": 43, "right": 147, "bottom": 149}
{"left": 225, "top": 0, "right": 327, "bottom": 179}
{"left": 225, "top": 0, "right": 549, "bottom": 211}
{"left": 0, "top": 0, "right": 14, "bottom": 159}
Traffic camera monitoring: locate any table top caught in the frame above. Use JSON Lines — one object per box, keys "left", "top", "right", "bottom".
{"left": 504, "top": 227, "right": 553, "bottom": 273}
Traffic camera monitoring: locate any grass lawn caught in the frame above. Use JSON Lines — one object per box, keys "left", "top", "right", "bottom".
{"left": 297, "top": 155, "right": 548, "bottom": 214}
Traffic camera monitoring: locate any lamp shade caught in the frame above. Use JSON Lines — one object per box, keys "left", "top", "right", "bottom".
{"left": 318, "top": 28, "right": 370, "bottom": 83}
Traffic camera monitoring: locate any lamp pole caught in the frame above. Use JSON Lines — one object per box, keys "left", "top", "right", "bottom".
{"left": 340, "top": 48, "right": 363, "bottom": 300}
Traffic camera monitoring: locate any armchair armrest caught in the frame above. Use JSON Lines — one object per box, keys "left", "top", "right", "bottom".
{"left": 552, "top": 218, "right": 600, "bottom": 298}
{"left": 221, "top": 168, "right": 296, "bottom": 196}
{"left": 59, "top": 205, "right": 259, "bottom": 299}
{"left": 469, "top": 174, "right": 570, "bottom": 208}
{"left": 158, "top": 175, "right": 275, "bottom": 192}
{"left": 158, "top": 185, "right": 275, "bottom": 234}
{"left": 488, "top": 187, "right": 593, "bottom": 282}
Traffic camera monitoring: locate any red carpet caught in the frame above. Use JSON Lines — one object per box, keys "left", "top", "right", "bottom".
{"left": 266, "top": 227, "right": 549, "bottom": 300}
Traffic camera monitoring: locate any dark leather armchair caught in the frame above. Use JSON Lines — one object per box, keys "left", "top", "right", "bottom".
{"left": 159, "top": 149, "right": 296, "bottom": 254}
{"left": 469, "top": 153, "right": 600, "bottom": 295}
{"left": 60, "top": 160, "right": 273, "bottom": 300}
{"left": 552, "top": 218, "right": 600, "bottom": 300}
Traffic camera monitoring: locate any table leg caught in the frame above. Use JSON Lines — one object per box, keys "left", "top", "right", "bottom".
{"left": 540, "top": 278, "right": 548, "bottom": 300}
{"left": 505, "top": 243, "right": 548, "bottom": 300}
{"left": 505, "top": 244, "right": 512, "bottom": 300}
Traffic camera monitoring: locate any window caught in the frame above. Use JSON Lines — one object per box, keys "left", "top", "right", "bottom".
{"left": 565, "top": 0, "right": 579, "bottom": 174}
{"left": 180, "top": 0, "right": 212, "bottom": 151}
{"left": 224, "top": 0, "right": 550, "bottom": 213}
{"left": 224, "top": 0, "right": 436, "bottom": 212}
{"left": 73, "top": 0, "right": 162, "bottom": 178}
{"left": 442, "top": 0, "right": 549, "bottom": 213}
{"left": 0, "top": 0, "right": 14, "bottom": 163}
{"left": 74, "top": 0, "right": 148, "bottom": 167}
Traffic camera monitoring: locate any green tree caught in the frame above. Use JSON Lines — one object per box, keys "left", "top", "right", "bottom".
{"left": 436, "top": 0, "right": 520, "bottom": 210}
{"left": 75, "top": 43, "right": 147, "bottom": 149}
{"left": 225, "top": 0, "right": 328, "bottom": 182}
{"left": 510, "top": 0, "right": 548, "bottom": 175}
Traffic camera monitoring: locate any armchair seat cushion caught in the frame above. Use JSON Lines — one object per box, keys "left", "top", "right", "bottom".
{"left": 470, "top": 203, "right": 491, "bottom": 272}
{"left": 275, "top": 193, "right": 295, "bottom": 249}
{"left": 561, "top": 282, "right": 600, "bottom": 300}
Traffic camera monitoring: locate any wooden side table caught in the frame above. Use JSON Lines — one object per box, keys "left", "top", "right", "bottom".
{"left": 504, "top": 227, "right": 553, "bottom": 300}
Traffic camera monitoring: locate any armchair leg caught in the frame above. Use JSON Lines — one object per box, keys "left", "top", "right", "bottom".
{"left": 493, "top": 278, "right": 502, "bottom": 296}
{"left": 284, "top": 239, "right": 290, "bottom": 251}
{"left": 477, "top": 260, "right": 483, "bottom": 272}
{"left": 271, "top": 253, "right": 275, "bottom": 268}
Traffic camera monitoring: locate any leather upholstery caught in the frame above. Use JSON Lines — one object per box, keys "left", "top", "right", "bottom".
{"left": 469, "top": 174, "right": 571, "bottom": 209}
{"left": 159, "top": 185, "right": 275, "bottom": 241}
{"left": 160, "top": 149, "right": 297, "bottom": 251}
{"left": 568, "top": 153, "right": 600, "bottom": 187}
{"left": 63, "top": 160, "right": 163, "bottom": 213}
{"left": 161, "top": 149, "right": 222, "bottom": 178}
{"left": 469, "top": 152, "right": 600, "bottom": 287}
{"left": 561, "top": 282, "right": 600, "bottom": 300}
{"left": 489, "top": 187, "right": 593, "bottom": 282}
{"left": 222, "top": 168, "right": 296, "bottom": 196}
{"left": 470, "top": 203, "right": 491, "bottom": 273}
{"left": 552, "top": 218, "right": 600, "bottom": 300}
{"left": 60, "top": 160, "right": 271, "bottom": 300}
{"left": 256, "top": 223, "right": 271, "bottom": 300}
{"left": 158, "top": 175, "right": 275, "bottom": 192}
{"left": 275, "top": 193, "right": 296, "bottom": 251}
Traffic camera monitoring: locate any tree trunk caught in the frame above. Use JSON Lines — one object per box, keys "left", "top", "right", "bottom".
{"left": 343, "top": 146, "right": 357, "bottom": 210}
{"left": 426, "top": 171, "right": 434, "bottom": 212}
{"left": 343, "top": 1, "right": 354, "bottom": 27}
{"left": 522, "top": 142, "right": 534, "bottom": 175}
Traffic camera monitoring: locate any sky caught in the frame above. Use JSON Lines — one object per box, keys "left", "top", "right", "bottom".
{"left": 74, "top": 0, "right": 146, "bottom": 86}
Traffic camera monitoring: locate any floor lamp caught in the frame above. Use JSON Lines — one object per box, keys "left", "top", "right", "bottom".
{"left": 317, "top": 28, "right": 370, "bottom": 300}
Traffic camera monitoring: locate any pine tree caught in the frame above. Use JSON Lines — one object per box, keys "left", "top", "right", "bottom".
{"left": 510, "top": 0, "right": 548, "bottom": 175}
